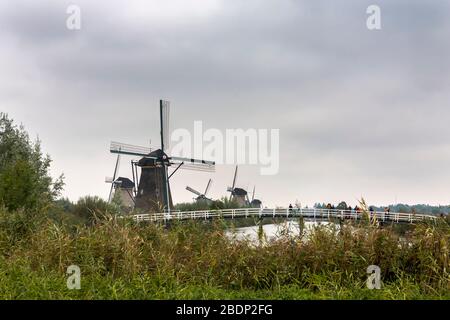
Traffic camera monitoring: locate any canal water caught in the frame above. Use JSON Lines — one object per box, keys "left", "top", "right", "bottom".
{"left": 227, "top": 220, "right": 335, "bottom": 243}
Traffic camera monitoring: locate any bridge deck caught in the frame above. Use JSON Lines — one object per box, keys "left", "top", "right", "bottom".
{"left": 132, "top": 208, "right": 437, "bottom": 224}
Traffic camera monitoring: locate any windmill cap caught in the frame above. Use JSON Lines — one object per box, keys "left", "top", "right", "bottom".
{"left": 233, "top": 188, "right": 247, "bottom": 196}
{"left": 115, "top": 177, "right": 134, "bottom": 189}
{"left": 137, "top": 149, "right": 168, "bottom": 166}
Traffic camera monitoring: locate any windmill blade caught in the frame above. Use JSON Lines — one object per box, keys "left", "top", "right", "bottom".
{"left": 105, "top": 177, "right": 113, "bottom": 183}
{"left": 231, "top": 165, "right": 238, "bottom": 190}
{"left": 252, "top": 186, "right": 256, "bottom": 202}
{"left": 110, "top": 141, "right": 154, "bottom": 157}
{"left": 177, "top": 163, "right": 215, "bottom": 172}
{"left": 108, "top": 154, "right": 121, "bottom": 202}
{"left": 186, "top": 186, "right": 202, "bottom": 197}
{"left": 160, "top": 100, "right": 170, "bottom": 152}
{"left": 171, "top": 156, "right": 215, "bottom": 166}
{"left": 204, "top": 179, "right": 212, "bottom": 196}
{"left": 170, "top": 156, "right": 215, "bottom": 172}
{"left": 229, "top": 166, "right": 238, "bottom": 201}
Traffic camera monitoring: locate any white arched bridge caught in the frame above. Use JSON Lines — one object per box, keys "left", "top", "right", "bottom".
{"left": 132, "top": 207, "right": 438, "bottom": 224}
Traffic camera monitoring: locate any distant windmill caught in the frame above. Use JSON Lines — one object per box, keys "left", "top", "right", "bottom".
{"left": 227, "top": 166, "right": 248, "bottom": 207}
{"left": 110, "top": 100, "right": 215, "bottom": 213}
{"left": 250, "top": 186, "right": 262, "bottom": 208}
{"left": 186, "top": 179, "right": 213, "bottom": 203}
{"left": 105, "top": 154, "right": 135, "bottom": 209}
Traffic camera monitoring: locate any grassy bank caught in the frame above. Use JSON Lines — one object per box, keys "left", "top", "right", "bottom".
{"left": 0, "top": 207, "right": 449, "bottom": 300}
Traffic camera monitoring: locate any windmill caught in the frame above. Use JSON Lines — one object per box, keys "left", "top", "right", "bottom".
{"left": 110, "top": 100, "right": 215, "bottom": 213}
{"left": 186, "top": 179, "right": 213, "bottom": 203}
{"left": 250, "top": 186, "right": 262, "bottom": 208}
{"left": 226, "top": 165, "right": 248, "bottom": 207}
{"left": 105, "top": 154, "right": 135, "bottom": 209}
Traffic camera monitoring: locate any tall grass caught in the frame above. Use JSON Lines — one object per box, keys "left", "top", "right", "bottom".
{"left": 0, "top": 206, "right": 448, "bottom": 299}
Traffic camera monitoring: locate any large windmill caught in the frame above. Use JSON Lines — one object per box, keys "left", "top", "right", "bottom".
{"left": 226, "top": 165, "right": 249, "bottom": 207}
{"left": 110, "top": 100, "right": 215, "bottom": 213}
{"left": 186, "top": 179, "right": 213, "bottom": 203}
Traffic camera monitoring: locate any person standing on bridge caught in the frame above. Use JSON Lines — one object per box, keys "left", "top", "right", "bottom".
{"left": 326, "top": 203, "right": 332, "bottom": 218}
{"left": 385, "top": 207, "right": 390, "bottom": 220}
{"left": 289, "top": 204, "right": 293, "bottom": 214}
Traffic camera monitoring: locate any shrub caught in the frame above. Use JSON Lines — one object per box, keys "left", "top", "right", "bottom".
{"left": 72, "top": 196, "right": 119, "bottom": 224}
{"left": 0, "top": 113, "right": 64, "bottom": 211}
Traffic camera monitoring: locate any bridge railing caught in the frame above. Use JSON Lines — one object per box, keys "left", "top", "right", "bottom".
{"left": 132, "top": 208, "right": 437, "bottom": 224}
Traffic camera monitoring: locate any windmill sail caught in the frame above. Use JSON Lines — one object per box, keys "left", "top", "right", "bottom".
{"left": 204, "top": 179, "right": 212, "bottom": 196}
{"left": 110, "top": 141, "right": 153, "bottom": 157}
{"left": 229, "top": 165, "right": 238, "bottom": 201}
{"left": 171, "top": 156, "right": 215, "bottom": 172}
{"left": 186, "top": 186, "right": 202, "bottom": 197}
{"left": 171, "top": 156, "right": 215, "bottom": 166}
{"left": 160, "top": 100, "right": 170, "bottom": 152}
{"left": 108, "top": 154, "right": 121, "bottom": 202}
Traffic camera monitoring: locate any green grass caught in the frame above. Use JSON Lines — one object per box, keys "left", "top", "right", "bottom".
{"left": 1, "top": 265, "right": 448, "bottom": 300}
{"left": 0, "top": 207, "right": 449, "bottom": 300}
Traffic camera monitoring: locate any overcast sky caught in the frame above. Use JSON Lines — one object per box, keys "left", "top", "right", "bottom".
{"left": 1, "top": 0, "right": 450, "bottom": 207}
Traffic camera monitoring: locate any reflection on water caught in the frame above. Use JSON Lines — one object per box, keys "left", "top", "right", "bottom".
{"left": 226, "top": 220, "right": 335, "bottom": 243}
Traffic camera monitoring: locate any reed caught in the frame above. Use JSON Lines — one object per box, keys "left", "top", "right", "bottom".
{"left": 0, "top": 206, "right": 448, "bottom": 299}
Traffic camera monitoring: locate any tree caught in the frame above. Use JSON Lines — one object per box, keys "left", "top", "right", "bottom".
{"left": 0, "top": 113, "right": 64, "bottom": 211}
{"left": 337, "top": 201, "right": 348, "bottom": 210}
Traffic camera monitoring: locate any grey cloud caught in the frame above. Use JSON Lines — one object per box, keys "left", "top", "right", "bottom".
{"left": 1, "top": 0, "right": 449, "bottom": 206}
